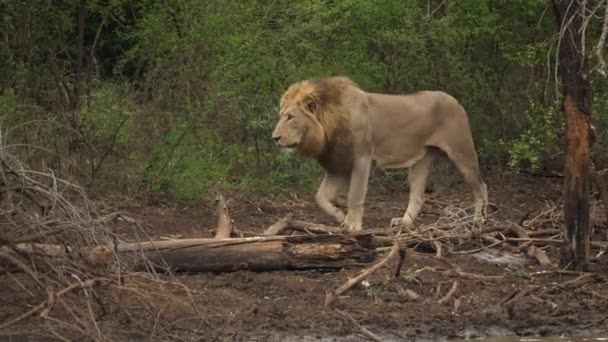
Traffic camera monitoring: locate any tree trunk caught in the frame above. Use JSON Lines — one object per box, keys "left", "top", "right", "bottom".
{"left": 553, "top": 0, "right": 594, "bottom": 270}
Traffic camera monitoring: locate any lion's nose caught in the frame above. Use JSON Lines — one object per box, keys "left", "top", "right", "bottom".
{"left": 272, "top": 136, "right": 281, "bottom": 143}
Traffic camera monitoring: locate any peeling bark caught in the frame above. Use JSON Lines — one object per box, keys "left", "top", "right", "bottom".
{"left": 553, "top": 0, "right": 594, "bottom": 270}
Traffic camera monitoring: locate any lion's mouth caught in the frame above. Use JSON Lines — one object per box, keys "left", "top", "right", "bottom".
{"left": 279, "top": 142, "right": 298, "bottom": 149}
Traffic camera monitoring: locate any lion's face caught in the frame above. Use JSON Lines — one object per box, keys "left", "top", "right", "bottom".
{"left": 271, "top": 105, "right": 315, "bottom": 153}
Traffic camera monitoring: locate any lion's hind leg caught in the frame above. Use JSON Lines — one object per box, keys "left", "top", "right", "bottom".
{"left": 441, "top": 144, "right": 488, "bottom": 225}
{"left": 390, "top": 150, "right": 436, "bottom": 229}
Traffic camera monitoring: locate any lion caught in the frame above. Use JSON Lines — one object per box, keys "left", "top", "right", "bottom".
{"left": 271, "top": 76, "right": 488, "bottom": 232}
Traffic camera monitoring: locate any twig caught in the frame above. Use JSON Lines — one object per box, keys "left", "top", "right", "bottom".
{"left": 6, "top": 271, "right": 36, "bottom": 298}
{"left": 442, "top": 269, "right": 503, "bottom": 281}
{"left": 211, "top": 311, "right": 238, "bottom": 342}
{"left": 289, "top": 219, "right": 342, "bottom": 235}
{"left": 504, "top": 237, "right": 563, "bottom": 244}
{"left": 438, "top": 280, "right": 459, "bottom": 305}
{"left": 518, "top": 208, "right": 535, "bottom": 227}
{"left": 500, "top": 285, "right": 541, "bottom": 307}
{"left": 263, "top": 214, "right": 293, "bottom": 236}
{"left": 529, "top": 229, "right": 561, "bottom": 237}
{"left": 594, "top": 0, "right": 608, "bottom": 76}
{"left": 530, "top": 270, "right": 592, "bottom": 277}
{"left": 394, "top": 248, "right": 406, "bottom": 278}
{"left": 0, "top": 278, "right": 110, "bottom": 330}
{"left": 506, "top": 222, "right": 530, "bottom": 239}
{"left": 559, "top": 273, "right": 597, "bottom": 289}
{"left": 334, "top": 309, "right": 382, "bottom": 342}
{"left": 8, "top": 226, "right": 67, "bottom": 244}
{"left": 325, "top": 242, "right": 400, "bottom": 307}
{"left": 0, "top": 251, "right": 44, "bottom": 288}
{"left": 95, "top": 211, "right": 136, "bottom": 225}
{"left": 432, "top": 241, "right": 442, "bottom": 258}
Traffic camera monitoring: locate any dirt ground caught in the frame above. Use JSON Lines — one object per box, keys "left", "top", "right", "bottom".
{"left": 2, "top": 173, "right": 608, "bottom": 341}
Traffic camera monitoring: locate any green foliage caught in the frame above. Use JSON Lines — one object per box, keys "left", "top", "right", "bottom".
{"left": 1, "top": 0, "right": 608, "bottom": 200}
{"left": 508, "top": 96, "right": 561, "bottom": 169}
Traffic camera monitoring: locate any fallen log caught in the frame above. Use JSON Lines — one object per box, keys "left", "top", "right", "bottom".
{"left": 115, "top": 234, "right": 378, "bottom": 272}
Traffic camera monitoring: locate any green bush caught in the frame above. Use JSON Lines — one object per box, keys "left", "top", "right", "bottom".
{"left": 508, "top": 97, "right": 561, "bottom": 169}
{"left": 1, "top": 0, "right": 608, "bottom": 201}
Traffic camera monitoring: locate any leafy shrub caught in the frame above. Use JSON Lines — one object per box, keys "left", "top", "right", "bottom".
{"left": 508, "top": 98, "right": 561, "bottom": 169}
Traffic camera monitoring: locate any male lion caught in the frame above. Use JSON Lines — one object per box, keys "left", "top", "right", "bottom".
{"left": 271, "top": 76, "right": 488, "bottom": 232}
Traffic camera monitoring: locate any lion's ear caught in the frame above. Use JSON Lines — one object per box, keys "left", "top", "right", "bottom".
{"left": 305, "top": 98, "right": 319, "bottom": 114}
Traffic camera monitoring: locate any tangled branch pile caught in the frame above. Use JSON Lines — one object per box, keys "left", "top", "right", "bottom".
{"left": 0, "top": 138, "right": 205, "bottom": 340}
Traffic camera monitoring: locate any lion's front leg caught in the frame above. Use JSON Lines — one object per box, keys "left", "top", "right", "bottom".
{"left": 342, "top": 156, "right": 372, "bottom": 232}
{"left": 315, "top": 173, "right": 349, "bottom": 223}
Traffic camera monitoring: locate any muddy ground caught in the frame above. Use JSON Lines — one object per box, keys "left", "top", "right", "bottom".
{"left": 2, "top": 173, "right": 608, "bottom": 341}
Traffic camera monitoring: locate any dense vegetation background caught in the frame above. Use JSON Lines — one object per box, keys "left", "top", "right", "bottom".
{"left": 0, "top": 0, "right": 607, "bottom": 201}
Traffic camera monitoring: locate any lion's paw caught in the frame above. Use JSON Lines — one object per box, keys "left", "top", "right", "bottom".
{"left": 390, "top": 217, "right": 414, "bottom": 230}
{"left": 334, "top": 211, "right": 346, "bottom": 224}
{"left": 390, "top": 217, "right": 405, "bottom": 228}
{"left": 340, "top": 219, "right": 362, "bottom": 234}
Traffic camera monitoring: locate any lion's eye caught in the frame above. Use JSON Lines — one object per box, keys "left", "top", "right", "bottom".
{"left": 286, "top": 114, "right": 294, "bottom": 122}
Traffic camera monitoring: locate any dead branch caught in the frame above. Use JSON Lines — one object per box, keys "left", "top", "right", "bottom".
{"left": 0, "top": 251, "right": 43, "bottom": 288}
{"left": 3, "top": 243, "right": 72, "bottom": 257}
{"left": 595, "top": 0, "right": 608, "bottom": 76}
{"left": 263, "top": 214, "right": 293, "bottom": 236}
{"left": 325, "top": 242, "right": 400, "bottom": 307}
{"left": 95, "top": 211, "right": 136, "bottom": 225}
{"left": 9, "top": 226, "right": 69, "bottom": 245}
{"left": 334, "top": 309, "right": 382, "bottom": 342}
{"left": 441, "top": 269, "right": 503, "bottom": 281}
{"left": 461, "top": 225, "right": 506, "bottom": 239}
{"left": 529, "top": 229, "right": 561, "bottom": 237}
{"left": 0, "top": 278, "right": 110, "bottom": 330}
{"left": 559, "top": 273, "right": 597, "bottom": 289}
{"left": 526, "top": 246, "right": 552, "bottom": 266}
{"left": 438, "top": 280, "right": 458, "bottom": 305}
{"left": 506, "top": 222, "right": 531, "bottom": 239}
{"left": 264, "top": 217, "right": 398, "bottom": 237}
{"left": 432, "top": 240, "right": 442, "bottom": 258}
{"left": 499, "top": 285, "right": 541, "bottom": 307}
{"left": 504, "top": 237, "right": 563, "bottom": 244}
{"left": 213, "top": 191, "right": 233, "bottom": 239}
{"left": 0, "top": 134, "right": 213, "bottom": 339}
{"left": 530, "top": 270, "right": 593, "bottom": 277}
{"left": 288, "top": 219, "right": 342, "bottom": 235}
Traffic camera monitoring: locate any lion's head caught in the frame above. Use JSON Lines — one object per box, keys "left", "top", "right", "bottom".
{"left": 271, "top": 77, "right": 356, "bottom": 160}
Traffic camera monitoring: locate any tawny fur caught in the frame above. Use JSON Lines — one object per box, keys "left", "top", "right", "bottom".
{"left": 272, "top": 76, "right": 488, "bottom": 231}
